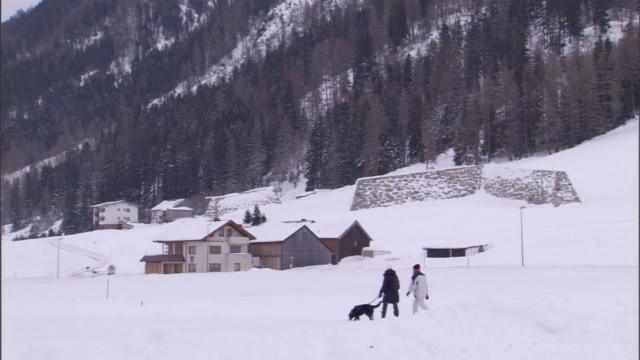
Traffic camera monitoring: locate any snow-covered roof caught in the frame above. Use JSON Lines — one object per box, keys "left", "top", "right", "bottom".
{"left": 247, "top": 223, "right": 307, "bottom": 243}
{"left": 307, "top": 219, "right": 360, "bottom": 239}
{"left": 90, "top": 200, "right": 138, "bottom": 208}
{"left": 153, "top": 219, "right": 255, "bottom": 242}
{"left": 151, "top": 199, "right": 186, "bottom": 211}
{"left": 247, "top": 219, "right": 370, "bottom": 243}
{"left": 169, "top": 206, "right": 193, "bottom": 211}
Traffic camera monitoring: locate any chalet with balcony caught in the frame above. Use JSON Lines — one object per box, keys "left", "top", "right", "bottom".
{"left": 150, "top": 199, "right": 194, "bottom": 223}
{"left": 140, "top": 220, "right": 256, "bottom": 274}
{"left": 248, "top": 223, "right": 332, "bottom": 270}
{"left": 90, "top": 200, "right": 139, "bottom": 230}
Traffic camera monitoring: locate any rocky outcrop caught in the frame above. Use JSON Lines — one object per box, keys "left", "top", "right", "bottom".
{"left": 350, "top": 165, "right": 580, "bottom": 211}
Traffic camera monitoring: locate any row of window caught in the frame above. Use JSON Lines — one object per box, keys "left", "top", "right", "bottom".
{"left": 97, "top": 216, "right": 131, "bottom": 222}
{"left": 188, "top": 245, "right": 242, "bottom": 254}
{"left": 187, "top": 263, "right": 241, "bottom": 272}
{"left": 218, "top": 228, "right": 233, "bottom": 237}
{"left": 99, "top": 207, "right": 131, "bottom": 213}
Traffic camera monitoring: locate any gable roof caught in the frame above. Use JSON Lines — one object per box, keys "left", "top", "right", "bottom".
{"left": 169, "top": 206, "right": 194, "bottom": 211}
{"left": 90, "top": 200, "right": 139, "bottom": 208}
{"left": 307, "top": 220, "right": 373, "bottom": 241}
{"left": 151, "top": 199, "right": 186, "bottom": 211}
{"left": 215, "top": 220, "right": 256, "bottom": 240}
{"left": 247, "top": 223, "right": 309, "bottom": 243}
{"left": 153, "top": 219, "right": 256, "bottom": 242}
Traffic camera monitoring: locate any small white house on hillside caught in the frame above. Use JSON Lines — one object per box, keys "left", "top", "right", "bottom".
{"left": 90, "top": 200, "right": 139, "bottom": 230}
{"left": 150, "top": 199, "right": 194, "bottom": 223}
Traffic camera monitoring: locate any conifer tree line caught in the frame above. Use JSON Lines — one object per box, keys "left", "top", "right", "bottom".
{"left": 1, "top": 0, "right": 638, "bottom": 236}
{"left": 243, "top": 205, "right": 267, "bottom": 226}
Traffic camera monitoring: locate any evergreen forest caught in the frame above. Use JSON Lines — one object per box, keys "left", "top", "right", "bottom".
{"left": 1, "top": 0, "right": 638, "bottom": 236}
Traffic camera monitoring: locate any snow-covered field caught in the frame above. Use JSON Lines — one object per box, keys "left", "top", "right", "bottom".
{"left": 2, "top": 118, "right": 638, "bottom": 360}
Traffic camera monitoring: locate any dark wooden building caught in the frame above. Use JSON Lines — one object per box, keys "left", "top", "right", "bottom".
{"left": 309, "top": 220, "right": 373, "bottom": 265}
{"left": 422, "top": 244, "right": 491, "bottom": 258}
{"left": 248, "top": 224, "right": 332, "bottom": 270}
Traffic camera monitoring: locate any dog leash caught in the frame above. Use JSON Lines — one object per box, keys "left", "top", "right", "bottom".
{"left": 368, "top": 296, "right": 380, "bottom": 304}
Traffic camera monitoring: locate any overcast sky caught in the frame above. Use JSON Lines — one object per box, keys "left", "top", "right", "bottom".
{"left": 2, "top": 0, "right": 41, "bottom": 22}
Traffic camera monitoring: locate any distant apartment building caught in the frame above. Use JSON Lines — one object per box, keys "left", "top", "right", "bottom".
{"left": 90, "top": 200, "right": 139, "bottom": 230}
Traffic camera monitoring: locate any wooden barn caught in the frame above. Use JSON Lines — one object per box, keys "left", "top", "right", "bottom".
{"left": 308, "top": 220, "right": 373, "bottom": 265}
{"left": 248, "top": 223, "right": 332, "bottom": 270}
{"left": 422, "top": 244, "right": 491, "bottom": 258}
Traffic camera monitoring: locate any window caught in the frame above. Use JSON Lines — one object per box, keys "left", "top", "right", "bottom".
{"left": 209, "top": 263, "right": 221, "bottom": 272}
{"left": 188, "top": 263, "right": 196, "bottom": 272}
{"left": 118, "top": 208, "right": 121, "bottom": 211}
{"left": 218, "top": 229, "right": 225, "bottom": 236}
{"left": 209, "top": 245, "right": 221, "bottom": 254}
{"left": 226, "top": 229, "right": 232, "bottom": 237}
{"left": 188, "top": 246, "right": 197, "bottom": 254}
{"left": 302, "top": 232, "right": 307, "bottom": 241}
{"left": 126, "top": 208, "right": 130, "bottom": 213}
{"left": 234, "top": 263, "right": 240, "bottom": 271}
{"left": 230, "top": 246, "right": 241, "bottom": 253}
{"left": 354, "top": 240, "right": 358, "bottom": 246}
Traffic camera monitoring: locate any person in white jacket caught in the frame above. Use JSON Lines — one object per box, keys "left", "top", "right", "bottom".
{"left": 406, "top": 264, "right": 429, "bottom": 314}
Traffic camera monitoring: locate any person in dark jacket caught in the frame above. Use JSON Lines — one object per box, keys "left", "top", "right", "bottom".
{"left": 378, "top": 266, "right": 400, "bottom": 318}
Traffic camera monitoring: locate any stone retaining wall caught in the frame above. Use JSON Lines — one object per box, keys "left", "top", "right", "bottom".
{"left": 350, "top": 165, "right": 580, "bottom": 211}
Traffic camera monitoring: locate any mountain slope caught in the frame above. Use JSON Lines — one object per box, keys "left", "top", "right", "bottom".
{"left": 2, "top": 116, "right": 637, "bottom": 273}
{"left": 1, "top": 0, "right": 639, "bottom": 237}
{"left": 1, "top": 107, "right": 637, "bottom": 360}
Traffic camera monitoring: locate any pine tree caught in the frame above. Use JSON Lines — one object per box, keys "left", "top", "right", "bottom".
{"left": 387, "top": 0, "right": 409, "bottom": 49}
{"left": 251, "top": 205, "right": 263, "bottom": 226}
{"left": 353, "top": 27, "right": 374, "bottom": 99}
{"left": 243, "top": 209, "right": 252, "bottom": 224}
{"left": 615, "top": 23, "right": 639, "bottom": 120}
{"left": 304, "top": 116, "right": 328, "bottom": 191}
{"left": 406, "top": 95, "right": 423, "bottom": 163}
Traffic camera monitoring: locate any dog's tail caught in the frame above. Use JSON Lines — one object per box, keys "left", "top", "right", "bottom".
{"left": 372, "top": 301, "right": 383, "bottom": 308}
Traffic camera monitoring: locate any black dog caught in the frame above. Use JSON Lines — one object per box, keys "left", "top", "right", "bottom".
{"left": 348, "top": 301, "right": 382, "bottom": 321}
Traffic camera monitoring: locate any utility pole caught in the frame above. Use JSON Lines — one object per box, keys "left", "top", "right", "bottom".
{"left": 519, "top": 206, "right": 526, "bottom": 267}
{"left": 57, "top": 237, "right": 62, "bottom": 277}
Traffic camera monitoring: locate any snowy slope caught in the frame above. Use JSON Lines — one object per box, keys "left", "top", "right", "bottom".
{"left": 1, "top": 118, "right": 638, "bottom": 360}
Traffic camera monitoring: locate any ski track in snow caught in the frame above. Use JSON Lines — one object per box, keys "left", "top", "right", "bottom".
{"left": 48, "top": 238, "right": 110, "bottom": 276}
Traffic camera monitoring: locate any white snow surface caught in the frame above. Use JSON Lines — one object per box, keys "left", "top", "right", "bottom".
{"left": 2, "top": 118, "right": 638, "bottom": 360}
